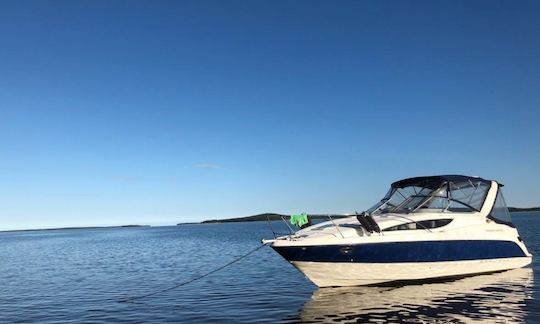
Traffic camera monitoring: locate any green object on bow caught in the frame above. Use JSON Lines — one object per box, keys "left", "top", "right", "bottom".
{"left": 290, "top": 213, "right": 309, "bottom": 227}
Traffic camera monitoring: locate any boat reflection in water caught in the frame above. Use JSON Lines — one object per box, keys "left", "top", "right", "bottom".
{"left": 299, "top": 268, "right": 533, "bottom": 323}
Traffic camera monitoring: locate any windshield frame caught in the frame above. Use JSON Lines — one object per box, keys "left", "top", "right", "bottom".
{"left": 368, "top": 177, "right": 491, "bottom": 215}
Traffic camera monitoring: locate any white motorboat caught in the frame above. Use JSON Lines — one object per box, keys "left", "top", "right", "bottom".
{"left": 263, "top": 175, "right": 532, "bottom": 287}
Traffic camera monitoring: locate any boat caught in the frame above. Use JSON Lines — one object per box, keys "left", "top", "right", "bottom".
{"left": 262, "top": 175, "right": 532, "bottom": 287}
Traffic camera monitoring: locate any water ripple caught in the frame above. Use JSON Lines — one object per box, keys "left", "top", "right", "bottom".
{"left": 0, "top": 215, "right": 539, "bottom": 322}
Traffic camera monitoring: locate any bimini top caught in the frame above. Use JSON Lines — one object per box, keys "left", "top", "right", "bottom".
{"left": 391, "top": 175, "right": 494, "bottom": 190}
{"left": 367, "top": 175, "right": 497, "bottom": 214}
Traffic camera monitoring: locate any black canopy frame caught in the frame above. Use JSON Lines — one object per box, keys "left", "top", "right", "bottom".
{"left": 373, "top": 175, "right": 494, "bottom": 214}
{"left": 391, "top": 175, "right": 494, "bottom": 190}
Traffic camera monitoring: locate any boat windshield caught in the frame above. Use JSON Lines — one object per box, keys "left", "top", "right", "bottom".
{"left": 367, "top": 176, "right": 491, "bottom": 214}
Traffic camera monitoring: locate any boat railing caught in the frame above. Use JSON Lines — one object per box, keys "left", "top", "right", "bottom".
{"left": 280, "top": 215, "right": 296, "bottom": 235}
{"left": 269, "top": 213, "right": 387, "bottom": 240}
{"left": 326, "top": 214, "right": 345, "bottom": 239}
{"left": 266, "top": 215, "right": 296, "bottom": 239}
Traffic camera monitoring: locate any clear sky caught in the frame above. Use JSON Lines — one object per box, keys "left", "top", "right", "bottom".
{"left": 1, "top": 1, "right": 539, "bottom": 230}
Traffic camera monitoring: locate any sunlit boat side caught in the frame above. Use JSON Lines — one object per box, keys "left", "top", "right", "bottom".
{"left": 263, "top": 175, "right": 532, "bottom": 287}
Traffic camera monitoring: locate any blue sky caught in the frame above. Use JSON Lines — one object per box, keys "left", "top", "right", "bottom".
{"left": 1, "top": 1, "right": 539, "bottom": 230}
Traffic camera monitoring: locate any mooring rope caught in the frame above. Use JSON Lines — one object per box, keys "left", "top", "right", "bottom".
{"left": 118, "top": 243, "right": 268, "bottom": 303}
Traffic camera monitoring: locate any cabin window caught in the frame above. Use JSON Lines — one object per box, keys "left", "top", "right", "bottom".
{"left": 489, "top": 189, "right": 513, "bottom": 225}
{"left": 383, "top": 219, "right": 452, "bottom": 231}
{"left": 368, "top": 178, "right": 491, "bottom": 214}
{"left": 447, "top": 181, "right": 490, "bottom": 211}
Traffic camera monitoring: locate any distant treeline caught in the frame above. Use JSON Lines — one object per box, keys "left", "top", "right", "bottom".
{"left": 200, "top": 213, "right": 286, "bottom": 223}
{"left": 187, "top": 213, "right": 349, "bottom": 225}
{"left": 179, "top": 208, "right": 540, "bottom": 225}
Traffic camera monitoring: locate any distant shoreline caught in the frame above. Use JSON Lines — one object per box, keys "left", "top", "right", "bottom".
{"left": 179, "top": 208, "right": 540, "bottom": 225}
{"left": 3, "top": 208, "right": 539, "bottom": 232}
{"left": 180, "top": 213, "right": 347, "bottom": 225}
{"left": 0, "top": 224, "right": 149, "bottom": 233}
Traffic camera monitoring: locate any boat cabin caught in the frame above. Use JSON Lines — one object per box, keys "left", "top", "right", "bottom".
{"left": 366, "top": 175, "right": 513, "bottom": 226}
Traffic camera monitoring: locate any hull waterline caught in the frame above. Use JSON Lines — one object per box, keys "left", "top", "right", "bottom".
{"left": 290, "top": 257, "right": 532, "bottom": 287}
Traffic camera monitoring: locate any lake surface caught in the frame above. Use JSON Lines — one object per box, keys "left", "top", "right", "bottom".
{"left": 1, "top": 212, "right": 540, "bottom": 323}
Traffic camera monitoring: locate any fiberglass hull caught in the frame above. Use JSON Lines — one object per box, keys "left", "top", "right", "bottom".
{"left": 272, "top": 240, "right": 531, "bottom": 287}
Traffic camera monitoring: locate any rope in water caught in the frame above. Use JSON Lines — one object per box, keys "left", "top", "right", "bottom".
{"left": 118, "top": 243, "right": 268, "bottom": 303}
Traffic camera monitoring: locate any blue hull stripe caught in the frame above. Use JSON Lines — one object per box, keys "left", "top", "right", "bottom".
{"left": 272, "top": 240, "right": 527, "bottom": 263}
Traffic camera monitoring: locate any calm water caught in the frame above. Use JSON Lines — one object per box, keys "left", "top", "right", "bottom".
{"left": 1, "top": 212, "right": 540, "bottom": 323}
